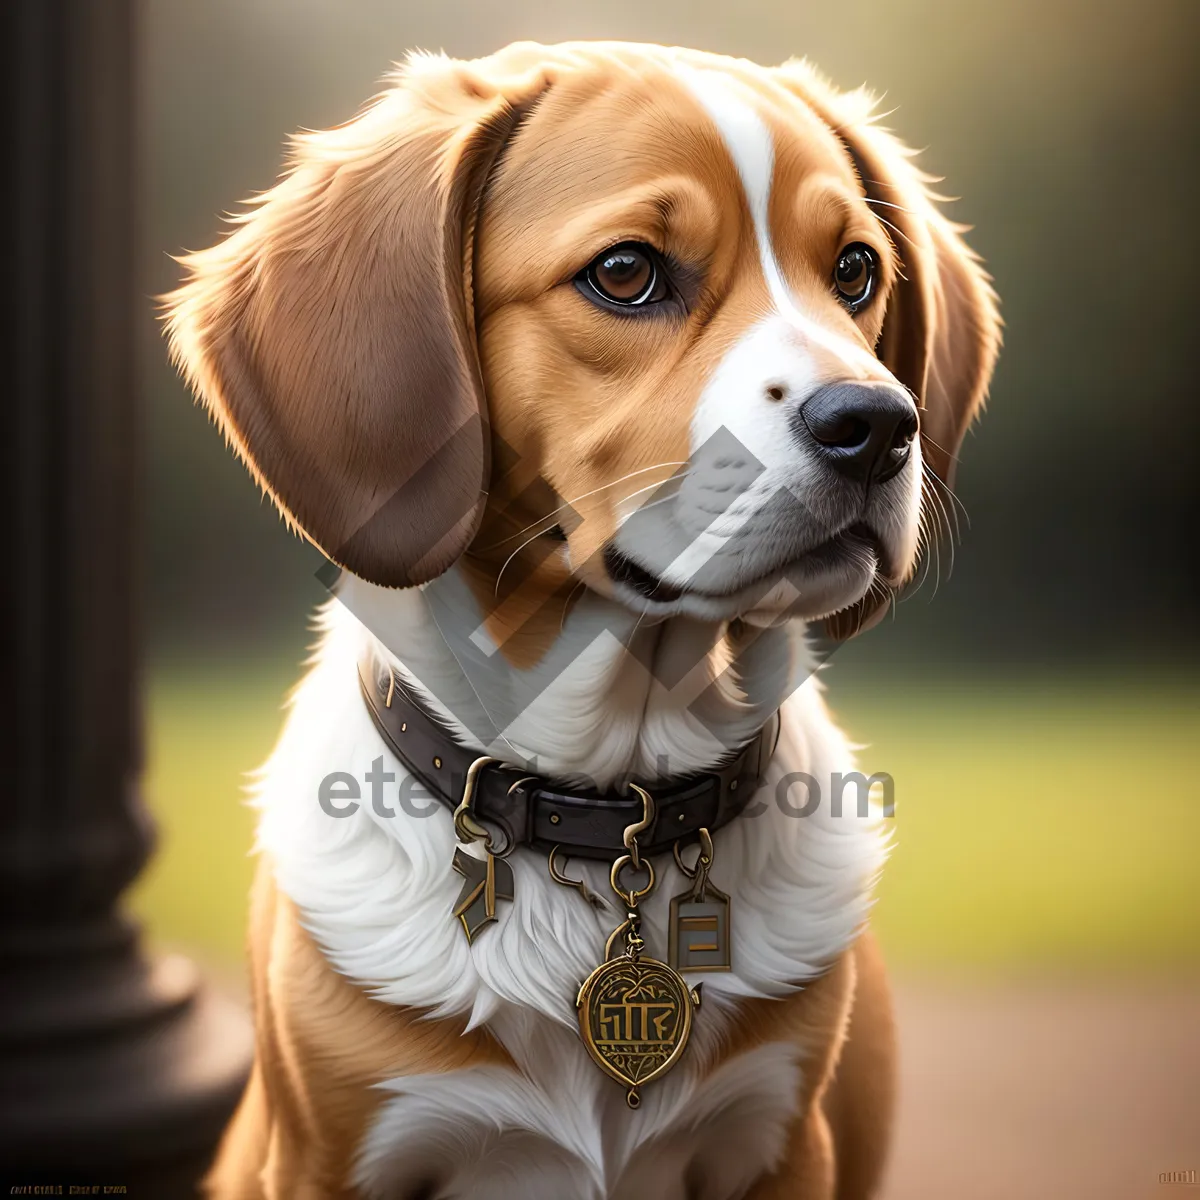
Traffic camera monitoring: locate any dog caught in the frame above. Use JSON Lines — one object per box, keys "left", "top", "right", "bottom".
{"left": 164, "top": 41, "right": 999, "bottom": 1200}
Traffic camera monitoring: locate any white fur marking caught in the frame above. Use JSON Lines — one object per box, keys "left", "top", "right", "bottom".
{"left": 355, "top": 1041, "right": 805, "bottom": 1199}
{"left": 675, "top": 67, "right": 877, "bottom": 373}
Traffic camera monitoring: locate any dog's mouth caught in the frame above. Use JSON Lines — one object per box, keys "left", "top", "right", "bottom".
{"left": 602, "top": 522, "right": 887, "bottom": 606}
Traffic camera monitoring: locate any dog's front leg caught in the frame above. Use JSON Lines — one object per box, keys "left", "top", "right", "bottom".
{"left": 725, "top": 946, "right": 859, "bottom": 1200}
{"left": 206, "top": 859, "right": 509, "bottom": 1200}
{"left": 742, "top": 932, "right": 895, "bottom": 1200}
{"left": 742, "top": 1105, "right": 837, "bottom": 1200}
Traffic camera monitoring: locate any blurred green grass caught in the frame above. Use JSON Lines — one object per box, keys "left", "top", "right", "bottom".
{"left": 131, "top": 660, "right": 1200, "bottom": 972}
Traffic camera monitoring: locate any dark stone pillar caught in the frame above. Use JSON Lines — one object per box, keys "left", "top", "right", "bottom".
{"left": 1, "top": 2, "right": 252, "bottom": 1193}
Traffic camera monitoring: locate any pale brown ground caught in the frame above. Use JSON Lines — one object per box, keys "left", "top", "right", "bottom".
{"left": 882, "top": 978, "right": 1200, "bottom": 1200}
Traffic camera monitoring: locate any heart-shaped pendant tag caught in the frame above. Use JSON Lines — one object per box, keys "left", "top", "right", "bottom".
{"left": 576, "top": 954, "right": 697, "bottom": 1107}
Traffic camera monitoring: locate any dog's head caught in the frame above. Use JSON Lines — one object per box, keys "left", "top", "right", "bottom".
{"left": 165, "top": 42, "right": 999, "bottom": 638}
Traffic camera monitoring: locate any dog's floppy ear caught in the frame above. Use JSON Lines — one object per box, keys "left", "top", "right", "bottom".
{"left": 853, "top": 145, "right": 1002, "bottom": 491}
{"left": 164, "top": 54, "right": 548, "bottom": 588}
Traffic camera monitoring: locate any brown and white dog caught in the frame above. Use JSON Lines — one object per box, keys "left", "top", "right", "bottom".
{"left": 165, "top": 41, "right": 999, "bottom": 1200}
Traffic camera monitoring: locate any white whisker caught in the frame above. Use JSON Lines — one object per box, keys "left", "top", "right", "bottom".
{"left": 870, "top": 212, "right": 918, "bottom": 251}
{"left": 616, "top": 471, "right": 694, "bottom": 518}
{"left": 559, "top": 578, "right": 587, "bottom": 632}
{"left": 480, "top": 461, "right": 689, "bottom": 548}
{"left": 862, "top": 197, "right": 916, "bottom": 216}
{"left": 494, "top": 526, "right": 560, "bottom": 599}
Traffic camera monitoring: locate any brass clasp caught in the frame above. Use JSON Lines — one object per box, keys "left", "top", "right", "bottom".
{"left": 672, "top": 827, "right": 715, "bottom": 883}
{"left": 453, "top": 756, "right": 500, "bottom": 850}
{"left": 623, "top": 784, "right": 656, "bottom": 870}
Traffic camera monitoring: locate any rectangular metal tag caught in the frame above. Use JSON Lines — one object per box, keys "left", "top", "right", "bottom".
{"left": 668, "top": 890, "right": 731, "bottom": 972}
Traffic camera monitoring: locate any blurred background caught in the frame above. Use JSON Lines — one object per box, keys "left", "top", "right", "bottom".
{"left": 132, "top": 1, "right": 1198, "bottom": 1196}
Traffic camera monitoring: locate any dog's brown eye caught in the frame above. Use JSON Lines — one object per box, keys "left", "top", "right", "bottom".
{"left": 595, "top": 248, "right": 651, "bottom": 300}
{"left": 833, "top": 244, "right": 878, "bottom": 311}
{"left": 580, "top": 242, "right": 669, "bottom": 308}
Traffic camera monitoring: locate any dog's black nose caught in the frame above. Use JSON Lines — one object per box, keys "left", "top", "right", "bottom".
{"left": 795, "top": 382, "right": 918, "bottom": 484}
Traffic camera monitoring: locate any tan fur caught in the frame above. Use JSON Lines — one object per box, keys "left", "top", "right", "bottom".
{"left": 207, "top": 861, "right": 514, "bottom": 1199}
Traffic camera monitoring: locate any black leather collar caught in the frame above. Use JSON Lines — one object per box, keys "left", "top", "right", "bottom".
{"left": 358, "top": 649, "right": 778, "bottom": 861}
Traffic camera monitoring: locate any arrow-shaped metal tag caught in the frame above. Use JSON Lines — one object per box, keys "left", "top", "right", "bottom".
{"left": 452, "top": 848, "right": 514, "bottom": 944}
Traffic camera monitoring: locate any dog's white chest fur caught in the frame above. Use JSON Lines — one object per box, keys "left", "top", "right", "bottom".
{"left": 252, "top": 581, "right": 886, "bottom": 1199}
